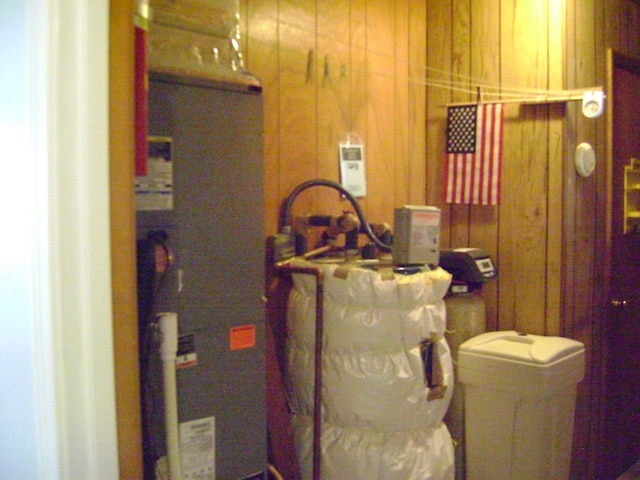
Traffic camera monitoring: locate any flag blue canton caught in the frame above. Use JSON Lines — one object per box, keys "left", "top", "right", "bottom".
{"left": 446, "top": 105, "right": 477, "bottom": 154}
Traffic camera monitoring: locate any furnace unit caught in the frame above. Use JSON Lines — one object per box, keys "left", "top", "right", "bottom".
{"left": 136, "top": 72, "right": 266, "bottom": 480}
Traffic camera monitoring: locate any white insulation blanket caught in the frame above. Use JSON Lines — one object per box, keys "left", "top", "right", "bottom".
{"left": 286, "top": 260, "right": 455, "bottom": 480}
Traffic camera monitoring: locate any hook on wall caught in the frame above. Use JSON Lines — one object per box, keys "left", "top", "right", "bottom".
{"left": 306, "top": 49, "right": 314, "bottom": 85}
{"left": 323, "top": 55, "right": 331, "bottom": 86}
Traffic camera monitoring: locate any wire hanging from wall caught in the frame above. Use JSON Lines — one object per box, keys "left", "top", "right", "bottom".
{"left": 246, "top": 10, "right": 603, "bottom": 110}
{"left": 410, "top": 65, "right": 604, "bottom": 108}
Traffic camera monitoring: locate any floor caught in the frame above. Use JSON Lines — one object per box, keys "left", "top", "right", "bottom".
{"left": 618, "top": 459, "right": 640, "bottom": 479}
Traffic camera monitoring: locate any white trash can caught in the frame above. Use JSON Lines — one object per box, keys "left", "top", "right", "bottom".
{"left": 458, "top": 331, "right": 585, "bottom": 480}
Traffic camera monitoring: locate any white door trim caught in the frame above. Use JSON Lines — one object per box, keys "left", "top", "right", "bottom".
{"left": 0, "top": 0, "right": 119, "bottom": 478}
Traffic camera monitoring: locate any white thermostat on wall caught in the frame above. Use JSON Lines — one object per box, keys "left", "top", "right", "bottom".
{"left": 575, "top": 142, "right": 596, "bottom": 177}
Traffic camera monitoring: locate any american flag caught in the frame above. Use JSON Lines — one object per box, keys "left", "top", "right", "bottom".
{"left": 444, "top": 103, "right": 504, "bottom": 205}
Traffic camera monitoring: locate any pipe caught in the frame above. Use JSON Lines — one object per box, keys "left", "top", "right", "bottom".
{"left": 158, "top": 312, "right": 181, "bottom": 480}
{"left": 281, "top": 179, "right": 392, "bottom": 252}
{"left": 268, "top": 464, "right": 285, "bottom": 480}
{"left": 276, "top": 264, "right": 324, "bottom": 480}
{"left": 274, "top": 245, "right": 336, "bottom": 269}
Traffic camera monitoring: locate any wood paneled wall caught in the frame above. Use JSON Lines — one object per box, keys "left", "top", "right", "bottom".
{"left": 240, "top": 0, "right": 427, "bottom": 237}
{"left": 109, "top": 0, "right": 640, "bottom": 477}
{"left": 425, "top": 0, "right": 566, "bottom": 338}
{"left": 565, "top": 0, "right": 606, "bottom": 476}
{"left": 565, "top": 1, "right": 640, "bottom": 477}
{"left": 238, "top": 1, "right": 640, "bottom": 479}
{"left": 109, "top": 1, "right": 144, "bottom": 478}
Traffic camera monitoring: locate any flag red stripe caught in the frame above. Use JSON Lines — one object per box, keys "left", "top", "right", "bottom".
{"left": 477, "top": 105, "right": 487, "bottom": 204}
{"left": 495, "top": 104, "right": 504, "bottom": 204}
{"left": 483, "top": 104, "right": 495, "bottom": 205}
{"left": 491, "top": 104, "right": 499, "bottom": 204}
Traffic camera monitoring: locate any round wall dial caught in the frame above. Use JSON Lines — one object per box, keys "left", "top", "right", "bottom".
{"left": 575, "top": 143, "right": 596, "bottom": 177}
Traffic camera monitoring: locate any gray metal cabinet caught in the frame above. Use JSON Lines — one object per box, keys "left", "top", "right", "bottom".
{"left": 136, "top": 72, "right": 266, "bottom": 480}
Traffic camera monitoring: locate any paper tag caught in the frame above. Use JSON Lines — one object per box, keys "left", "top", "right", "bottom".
{"left": 339, "top": 133, "right": 366, "bottom": 197}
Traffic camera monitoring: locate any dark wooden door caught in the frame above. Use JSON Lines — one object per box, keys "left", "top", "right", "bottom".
{"left": 599, "top": 50, "right": 640, "bottom": 480}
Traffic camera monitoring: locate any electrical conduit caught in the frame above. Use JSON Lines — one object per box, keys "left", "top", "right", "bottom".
{"left": 158, "top": 312, "right": 181, "bottom": 479}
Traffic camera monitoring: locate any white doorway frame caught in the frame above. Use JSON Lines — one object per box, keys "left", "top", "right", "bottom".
{"left": 0, "top": 0, "right": 118, "bottom": 478}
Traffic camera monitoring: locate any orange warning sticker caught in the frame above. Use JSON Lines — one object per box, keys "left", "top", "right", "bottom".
{"left": 229, "top": 324, "right": 256, "bottom": 351}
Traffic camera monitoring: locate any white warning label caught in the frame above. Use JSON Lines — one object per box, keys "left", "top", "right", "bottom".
{"left": 135, "top": 137, "right": 174, "bottom": 211}
{"left": 179, "top": 416, "right": 215, "bottom": 480}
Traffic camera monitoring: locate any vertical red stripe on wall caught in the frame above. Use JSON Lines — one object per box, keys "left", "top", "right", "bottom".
{"left": 134, "top": 25, "right": 148, "bottom": 177}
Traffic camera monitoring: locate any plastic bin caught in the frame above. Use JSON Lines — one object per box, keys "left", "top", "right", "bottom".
{"left": 458, "top": 331, "right": 585, "bottom": 480}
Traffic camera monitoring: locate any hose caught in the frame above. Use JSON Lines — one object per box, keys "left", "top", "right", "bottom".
{"left": 281, "top": 179, "right": 392, "bottom": 252}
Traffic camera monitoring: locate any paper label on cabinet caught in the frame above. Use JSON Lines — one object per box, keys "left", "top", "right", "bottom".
{"left": 135, "top": 136, "right": 174, "bottom": 211}
{"left": 179, "top": 416, "right": 215, "bottom": 480}
{"left": 229, "top": 324, "right": 256, "bottom": 351}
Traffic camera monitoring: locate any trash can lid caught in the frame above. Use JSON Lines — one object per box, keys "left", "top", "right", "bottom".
{"left": 459, "top": 330, "right": 584, "bottom": 365}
